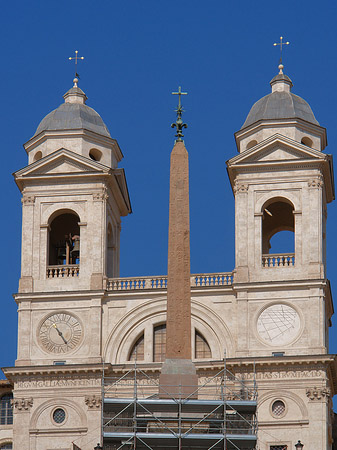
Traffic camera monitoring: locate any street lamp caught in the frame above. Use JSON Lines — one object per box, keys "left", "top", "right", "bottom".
{"left": 94, "top": 444, "right": 103, "bottom": 450}
{"left": 295, "top": 441, "right": 303, "bottom": 449}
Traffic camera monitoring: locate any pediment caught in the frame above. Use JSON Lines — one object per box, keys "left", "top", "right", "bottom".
{"left": 15, "top": 148, "right": 110, "bottom": 177}
{"left": 228, "top": 134, "right": 326, "bottom": 167}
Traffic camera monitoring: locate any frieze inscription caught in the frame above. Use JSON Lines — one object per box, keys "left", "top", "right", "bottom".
{"left": 15, "top": 377, "right": 101, "bottom": 389}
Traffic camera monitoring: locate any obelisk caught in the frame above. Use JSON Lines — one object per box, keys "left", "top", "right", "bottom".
{"left": 159, "top": 87, "right": 198, "bottom": 398}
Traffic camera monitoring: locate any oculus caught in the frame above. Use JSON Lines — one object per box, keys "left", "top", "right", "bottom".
{"left": 257, "top": 304, "right": 300, "bottom": 345}
{"left": 38, "top": 312, "right": 83, "bottom": 354}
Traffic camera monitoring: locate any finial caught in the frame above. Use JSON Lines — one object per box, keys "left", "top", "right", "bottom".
{"left": 278, "top": 64, "right": 284, "bottom": 74}
{"left": 171, "top": 86, "right": 188, "bottom": 142}
{"left": 68, "top": 50, "right": 84, "bottom": 78}
{"left": 273, "top": 36, "right": 290, "bottom": 66}
{"left": 73, "top": 77, "right": 79, "bottom": 88}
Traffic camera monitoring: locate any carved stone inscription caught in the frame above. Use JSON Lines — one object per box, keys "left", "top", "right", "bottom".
{"left": 15, "top": 376, "right": 101, "bottom": 390}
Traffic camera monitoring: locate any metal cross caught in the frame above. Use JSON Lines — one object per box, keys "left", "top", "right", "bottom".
{"left": 172, "top": 86, "right": 188, "bottom": 110}
{"left": 171, "top": 86, "right": 188, "bottom": 142}
{"left": 68, "top": 50, "right": 84, "bottom": 76}
{"left": 273, "top": 37, "right": 290, "bottom": 64}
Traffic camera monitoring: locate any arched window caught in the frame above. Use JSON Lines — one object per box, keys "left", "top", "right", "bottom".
{"left": 246, "top": 140, "right": 258, "bottom": 150}
{"left": 89, "top": 148, "right": 102, "bottom": 161}
{"left": 0, "top": 393, "right": 13, "bottom": 425}
{"left": 262, "top": 199, "right": 294, "bottom": 254}
{"left": 107, "top": 222, "right": 115, "bottom": 278}
{"left": 128, "top": 326, "right": 212, "bottom": 362}
{"left": 48, "top": 212, "right": 80, "bottom": 266}
{"left": 301, "top": 136, "right": 313, "bottom": 148}
{"left": 195, "top": 331, "right": 212, "bottom": 359}
{"left": 262, "top": 199, "right": 295, "bottom": 267}
{"left": 33, "top": 150, "right": 42, "bottom": 162}
{"left": 128, "top": 334, "right": 144, "bottom": 361}
{"left": 0, "top": 444, "right": 13, "bottom": 449}
{"left": 153, "top": 324, "right": 166, "bottom": 362}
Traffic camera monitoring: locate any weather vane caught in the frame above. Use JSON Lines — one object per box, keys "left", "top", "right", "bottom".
{"left": 273, "top": 36, "right": 289, "bottom": 65}
{"left": 171, "top": 86, "right": 188, "bottom": 142}
{"left": 68, "top": 50, "right": 84, "bottom": 78}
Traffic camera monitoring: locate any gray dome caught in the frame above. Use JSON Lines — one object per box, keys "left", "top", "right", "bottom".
{"left": 34, "top": 85, "right": 111, "bottom": 138}
{"left": 242, "top": 72, "right": 319, "bottom": 129}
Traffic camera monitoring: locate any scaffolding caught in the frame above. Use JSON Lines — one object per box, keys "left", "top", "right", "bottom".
{"left": 101, "top": 359, "right": 257, "bottom": 450}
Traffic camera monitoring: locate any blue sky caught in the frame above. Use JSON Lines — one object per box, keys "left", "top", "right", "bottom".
{"left": 1, "top": 0, "right": 337, "bottom": 394}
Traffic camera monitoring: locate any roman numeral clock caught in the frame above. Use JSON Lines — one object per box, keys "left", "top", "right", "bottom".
{"left": 38, "top": 312, "right": 83, "bottom": 354}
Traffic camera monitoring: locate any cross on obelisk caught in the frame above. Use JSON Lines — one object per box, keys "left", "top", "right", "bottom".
{"left": 159, "top": 87, "right": 197, "bottom": 399}
{"left": 273, "top": 36, "right": 290, "bottom": 64}
{"left": 68, "top": 50, "right": 84, "bottom": 77}
{"left": 171, "top": 86, "right": 188, "bottom": 142}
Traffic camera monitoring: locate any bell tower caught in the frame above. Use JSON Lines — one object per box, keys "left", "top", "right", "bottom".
{"left": 13, "top": 77, "right": 131, "bottom": 367}
{"left": 15, "top": 77, "right": 131, "bottom": 295}
{"left": 227, "top": 64, "right": 334, "bottom": 284}
{"left": 4, "top": 76, "right": 131, "bottom": 450}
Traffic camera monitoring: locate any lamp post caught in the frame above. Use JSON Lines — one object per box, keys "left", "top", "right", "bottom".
{"left": 295, "top": 440, "right": 304, "bottom": 449}
{"left": 94, "top": 444, "right": 103, "bottom": 450}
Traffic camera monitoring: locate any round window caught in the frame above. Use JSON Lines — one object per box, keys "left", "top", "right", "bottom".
{"left": 271, "top": 400, "right": 286, "bottom": 417}
{"left": 53, "top": 408, "right": 66, "bottom": 424}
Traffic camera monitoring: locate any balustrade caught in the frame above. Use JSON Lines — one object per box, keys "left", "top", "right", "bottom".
{"left": 262, "top": 253, "right": 295, "bottom": 268}
{"left": 107, "top": 272, "right": 233, "bottom": 291}
{"left": 46, "top": 264, "right": 79, "bottom": 278}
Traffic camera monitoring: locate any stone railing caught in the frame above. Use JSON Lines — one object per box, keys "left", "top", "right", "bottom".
{"left": 107, "top": 272, "right": 233, "bottom": 291}
{"left": 46, "top": 264, "right": 80, "bottom": 278}
{"left": 262, "top": 253, "right": 295, "bottom": 268}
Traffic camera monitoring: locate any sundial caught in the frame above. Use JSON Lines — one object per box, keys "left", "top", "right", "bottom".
{"left": 257, "top": 304, "right": 300, "bottom": 345}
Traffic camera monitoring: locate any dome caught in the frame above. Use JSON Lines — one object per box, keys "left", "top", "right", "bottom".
{"left": 33, "top": 82, "right": 111, "bottom": 138}
{"left": 242, "top": 69, "right": 319, "bottom": 129}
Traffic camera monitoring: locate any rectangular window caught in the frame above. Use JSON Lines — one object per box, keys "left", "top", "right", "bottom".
{"left": 270, "top": 446, "right": 288, "bottom": 450}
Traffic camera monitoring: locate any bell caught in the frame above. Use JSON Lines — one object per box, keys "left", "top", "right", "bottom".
{"left": 72, "top": 238, "right": 80, "bottom": 253}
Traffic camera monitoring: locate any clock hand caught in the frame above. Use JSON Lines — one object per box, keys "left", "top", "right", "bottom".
{"left": 52, "top": 323, "right": 68, "bottom": 344}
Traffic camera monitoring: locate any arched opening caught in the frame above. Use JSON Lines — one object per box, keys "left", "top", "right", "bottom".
{"left": 128, "top": 334, "right": 145, "bottom": 361}
{"left": 0, "top": 444, "right": 12, "bottom": 449}
{"left": 107, "top": 223, "right": 115, "bottom": 278}
{"left": 0, "top": 393, "right": 13, "bottom": 425}
{"left": 128, "top": 326, "right": 212, "bottom": 362}
{"left": 262, "top": 199, "right": 295, "bottom": 267}
{"left": 301, "top": 136, "right": 313, "bottom": 148}
{"left": 195, "top": 331, "right": 212, "bottom": 359}
{"left": 48, "top": 211, "right": 80, "bottom": 266}
{"left": 246, "top": 140, "right": 258, "bottom": 150}
{"left": 89, "top": 148, "right": 102, "bottom": 161}
{"left": 33, "top": 150, "right": 42, "bottom": 162}
{"left": 153, "top": 324, "right": 166, "bottom": 362}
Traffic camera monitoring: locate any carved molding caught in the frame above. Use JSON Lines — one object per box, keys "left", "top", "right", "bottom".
{"left": 308, "top": 177, "right": 324, "bottom": 189}
{"left": 21, "top": 195, "right": 35, "bottom": 205}
{"left": 306, "top": 386, "right": 330, "bottom": 400}
{"left": 13, "top": 397, "right": 33, "bottom": 411}
{"left": 233, "top": 182, "right": 249, "bottom": 194}
{"left": 93, "top": 189, "right": 108, "bottom": 201}
{"left": 85, "top": 395, "right": 102, "bottom": 409}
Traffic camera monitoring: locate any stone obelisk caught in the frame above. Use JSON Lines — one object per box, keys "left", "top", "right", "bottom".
{"left": 159, "top": 87, "right": 198, "bottom": 398}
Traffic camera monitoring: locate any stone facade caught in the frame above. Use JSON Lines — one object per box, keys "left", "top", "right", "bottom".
{"left": 1, "top": 71, "right": 337, "bottom": 450}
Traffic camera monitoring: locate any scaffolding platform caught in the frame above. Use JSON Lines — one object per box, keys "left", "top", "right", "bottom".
{"left": 102, "top": 363, "right": 257, "bottom": 450}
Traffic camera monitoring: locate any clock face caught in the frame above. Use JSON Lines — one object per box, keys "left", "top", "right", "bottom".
{"left": 257, "top": 304, "right": 301, "bottom": 345}
{"left": 38, "top": 312, "right": 83, "bottom": 354}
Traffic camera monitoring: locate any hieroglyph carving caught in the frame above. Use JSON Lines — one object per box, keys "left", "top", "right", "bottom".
{"left": 85, "top": 395, "right": 102, "bottom": 408}
{"left": 13, "top": 397, "right": 33, "bottom": 411}
{"left": 306, "top": 386, "right": 331, "bottom": 401}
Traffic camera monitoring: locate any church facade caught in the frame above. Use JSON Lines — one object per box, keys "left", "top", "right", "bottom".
{"left": 1, "top": 66, "right": 336, "bottom": 450}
